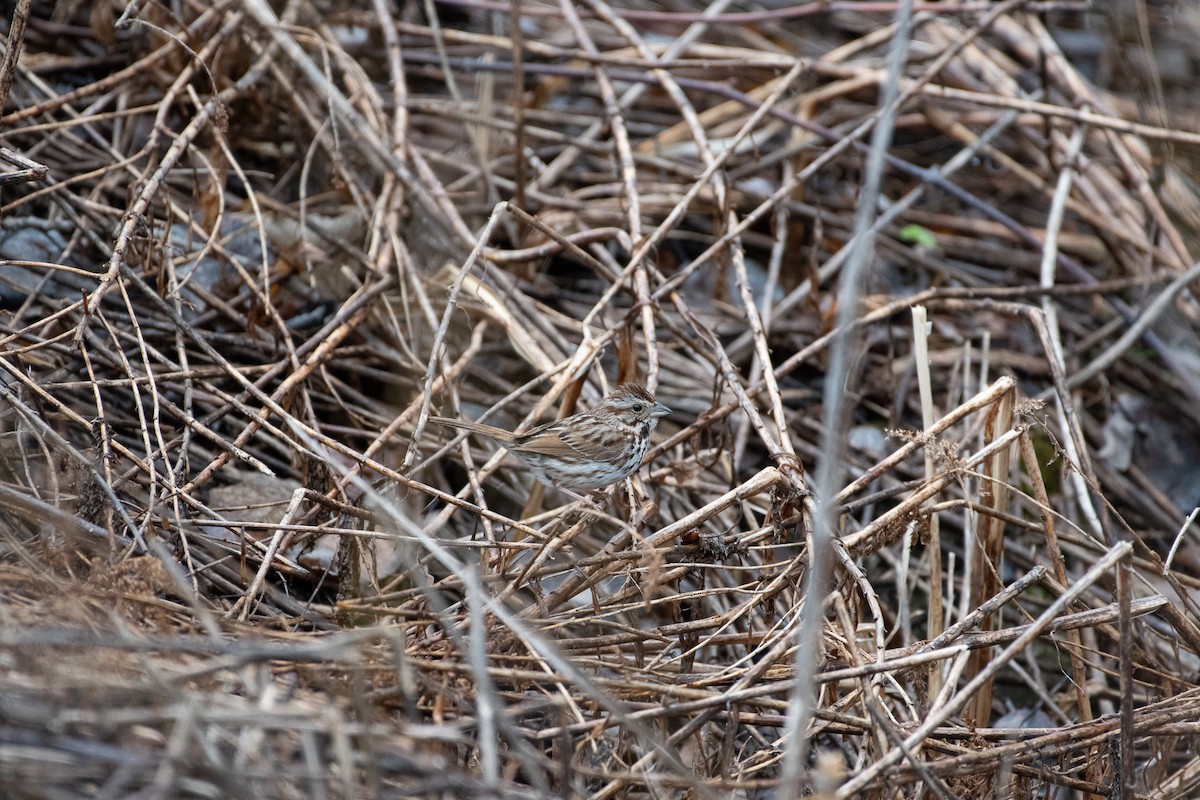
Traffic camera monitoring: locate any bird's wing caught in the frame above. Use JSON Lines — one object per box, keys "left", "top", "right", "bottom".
{"left": 514, "top": 420, "right": 610, "bottom": 461}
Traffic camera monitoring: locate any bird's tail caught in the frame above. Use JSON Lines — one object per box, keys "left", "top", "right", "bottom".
{"left": 428, "top": 416, "right": 515, "bottom": 444}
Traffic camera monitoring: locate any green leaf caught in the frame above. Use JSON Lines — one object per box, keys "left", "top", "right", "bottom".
{"left": 899, "top": 224, "right": 938, "bottom": 252}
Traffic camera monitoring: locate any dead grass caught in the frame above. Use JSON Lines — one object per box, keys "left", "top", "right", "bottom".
{"left": 2, "top": 0, "right": 1200, "bottom": 798}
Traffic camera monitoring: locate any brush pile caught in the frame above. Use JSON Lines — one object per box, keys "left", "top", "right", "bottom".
{"left": 3, "top": 0, "right": 1200, "bottom": 797}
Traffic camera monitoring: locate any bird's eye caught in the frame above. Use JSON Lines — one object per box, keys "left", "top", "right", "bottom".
{"left": 631, "top": 402, "right": 645, "bottom": 413}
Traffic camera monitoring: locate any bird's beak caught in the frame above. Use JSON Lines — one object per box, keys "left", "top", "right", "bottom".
{"left": 652, "top": 400, "right": 671, "bottom": 418}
